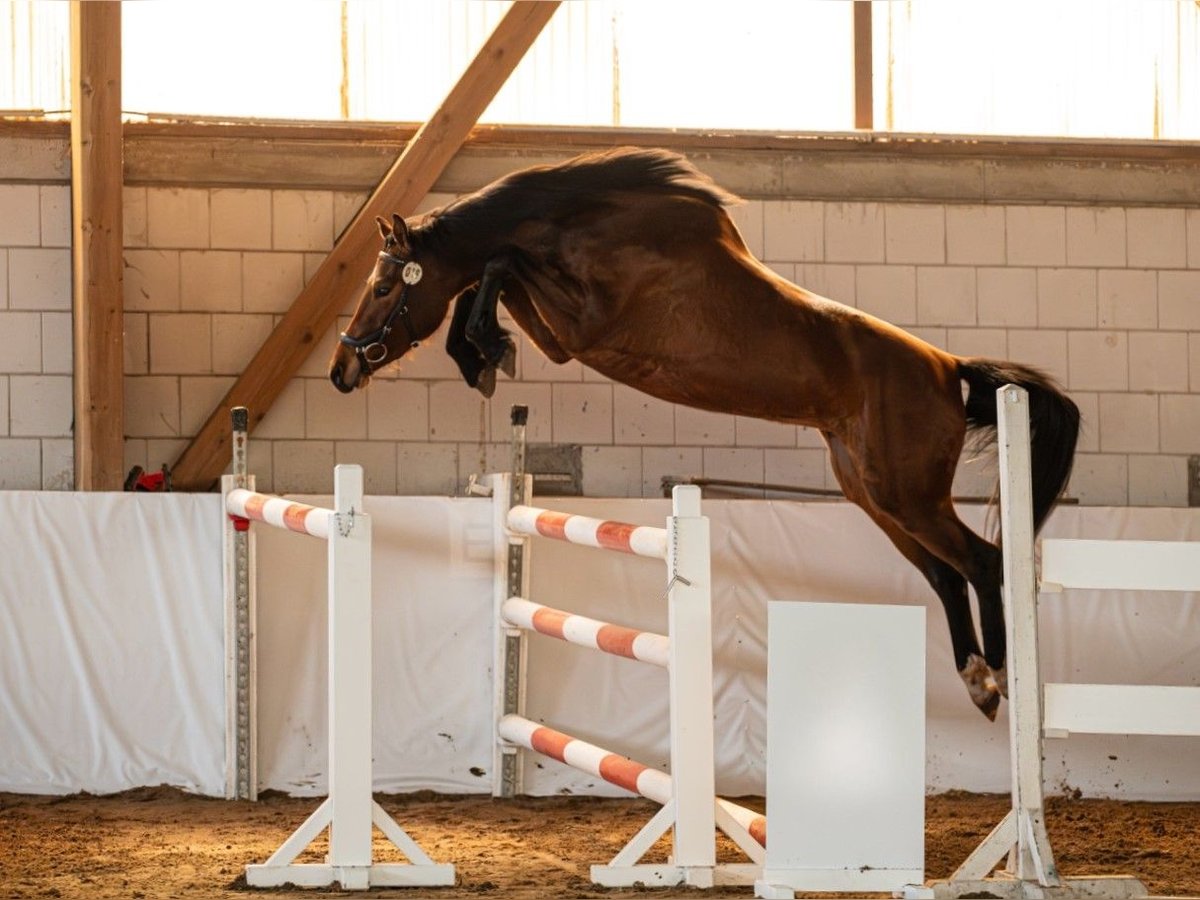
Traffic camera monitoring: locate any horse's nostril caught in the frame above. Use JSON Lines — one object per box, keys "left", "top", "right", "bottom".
{"left": 330, "top": 365, "right": 352, "bottom": 394}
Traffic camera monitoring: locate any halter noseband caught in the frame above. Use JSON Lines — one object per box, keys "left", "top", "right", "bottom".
{"left": 338, "top": 250, "right": 424, "bottom": 371}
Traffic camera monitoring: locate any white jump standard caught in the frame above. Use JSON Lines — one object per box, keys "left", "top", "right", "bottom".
{"left": 222, "top": 407, "right": 454, "bottom": 891}
{"left": 492, "top": 446, "right": 764, "bottom": 889}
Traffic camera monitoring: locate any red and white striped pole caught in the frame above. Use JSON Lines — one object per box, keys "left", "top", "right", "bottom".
{"left": 226, "top": 489, "right": 332, "bottom": 541}
{"left": 500, "top": 597, "right": 670, "bottom": 669}
{"left": 507, "top": 505, "right": 668, "bottom": 559}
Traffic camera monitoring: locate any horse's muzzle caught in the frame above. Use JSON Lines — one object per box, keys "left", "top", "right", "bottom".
{"left": 330, "top": 363, "right": 355, "bottom": 394}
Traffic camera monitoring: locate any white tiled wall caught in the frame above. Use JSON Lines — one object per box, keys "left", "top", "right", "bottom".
{"left": 4, "top": 176, "right": 1200, "bottom": 505}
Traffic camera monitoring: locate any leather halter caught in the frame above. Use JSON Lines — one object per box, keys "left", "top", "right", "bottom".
{"left": 338, "top": 250, "right": 424, "bottom": 371}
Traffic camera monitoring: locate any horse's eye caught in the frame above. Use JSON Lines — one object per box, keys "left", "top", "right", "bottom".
{"left": 374, "top": 283, "right": 390, "bottom": 298}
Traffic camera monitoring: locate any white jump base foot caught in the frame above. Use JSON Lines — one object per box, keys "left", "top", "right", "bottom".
{"left": 245, "top": 862, "right": 456, "bottom": 890}
{"left": 754, "top": 867, "right": 925, "bottom": 899}
{"left": 908, "top": 875, "right": 1150, "bottom": 900}
{"left": 593, "top": 862, "right": 760, "bottom": 889}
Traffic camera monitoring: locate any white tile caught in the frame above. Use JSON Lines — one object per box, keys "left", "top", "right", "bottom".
{"left": 916, "top": 266, "right": 975, "bottom": 325}
{"left": 641, "top": 447, "right": 702, "bottom": 498}
{"left": 1036, "top": 268, "right": 1096, "bottom": 328}
{"left": 123, "top": 187, "right": 148, "bottom": 248}
{"left": 147, "top": 187, "right": 210, "bottom": 248}
{"left": 487, "top": 382, "right": 552, "bottom": 444}
{"left": 581, "top": 446, "right": 642, "bottom": 498}
{"left": 180, "top": 251, "right": 243, "bottom": 312}
{"left": 8, "top": 248, "right": 71, "bottom": 310}
{"left": 458, "top": 441, "right": 505, "bottom": 487}
{"left": 1065, "top": 207, "right": 1125, "bottom": 267}
{"left": 429, "top": 380, "right": 490, "bottom": 442}
{"left": 0, "top": 312, "right": 42, "bottom": 372}
{"left": 946, "top": 205, "right": 1005, "bottom": 265}
{"left": 41, "top": 438, "right": 73, "bottom": 490}
{"left": 124, "top": 249, "right": 180, "bottom": 312}
{"left": 0, "top": 376, "right": 7, "bottom": 435}
{"left": 702, "top": 447, "right": 765, "bottom": 484}
{"left": 727, "top": 200, "right": 765, "bottom": 259}
{"left": 1128, "top": 332, "right": 1188, "bottom": 392}
{"left": 387, "top": 327, "right": 464, "bottom": 381}
{"left": 763, "top": 201, "right": 822, "bottom": 261}
{"left": 211, "top": 313, "right": 273, "bottom": 375}
{"left": 253, "top": 378, "right": 306, "bottom": 439}
{"left": 245, "top": 440, "right": 273, "bottom": 492}
{"left": 397, "top": 442, "right": 460, "bottom": 496}
{"left": 365, "top": 378, "right": 429, "bottom": 441}
{"left": 124, "top": 312, "right": 148, "bottom": 375}
{"left": 1067, "top": 332, "right": 1127, "bottom": 391}
{"left": 39, "top": 185, "right": 70, "bottom": 247}
{"left": 735, "top": 415, "right": 796, "bottom": 448}
{"left": 1097, "top": 269, "right": 1156, "bottom": 329}
{"left": 552, "top": 383, "right": 612, "bottom": 444}
{"left": 40, "top": 312, "right": 72, "bottom": 374}
{"left": 335, "top": 441, "right": 397, "bottom": 495}
{"left": 272, "top": 190, "right": 334, "bottom": 251}
{"left": 1128, "top": 455, "right": 1187, "bottom": 507}
{"left": 1066, "top": 453, "right": 1127, "bottom": 506}
{"left": 885, "top": 204, "right": 945, "bottom": 264}
{"left": 517, "top": 332, "right": 584, "bottom": 382}
{"left": 1160, "top": 395, "right": 1200, "bottom": 453}
{"left": 797, "top": 264, "right": 855, "bottom": 305}
{"left": 674, "top": 404, "right": 735, "bottom": 445}
{"left": 0, "top": 185, "right": 40, "bottom": 246}
{"left": 1190, "top": 334, "right": 1200, "bottom": 391}
{"left": 146, "top": 439, "right": 187, "bottom": 474}
{"left": 305, "top": 377, "right": 367, "bottom": 440}
{"left": 179, "top": 376, "right": 234, "bottom": 437}
{"left": 825, "top": 202, "right": 885, "bottom": 263}
{"left": 976, "top": 267, "right": 1037, "bottom": 328}
{"left": 855, "top": 265, "right": 916, "bottom": 324}
{"left": 273, "top": 440, "right": 335, "bottom": 493}
{"left": 764, "top": 448, "right": 830, "bottom": 493}
{"left": 0, "top": 250, "right": 8, "bottom": 307}
{"left": 1071, "top": 392, "right": 1100, "bottom": 453}
{"left": 125, "top": 376, "right": 181, "bottom": 437}
{"left": 1007, "top": 206, "right": 1066, "bottom": 266}
{"left": 242, "top": 252, "right": 304, "bottom": 313}
{"left": 10, "top": 375, "right": 72, "bottom": 437}
{"left": 1098, "top": 394, "right": 1157, "bottom": 453}
{"left": 0, "top": 439, "right": 41, "bottom": 489}
{"left": 1127, "top": 208, "right": 1187, "bottom": 268}
{"left": 613, "top": 384, "right": 674, "bottom": 445}
{"left": 211, "top": 189, "right": 272, "bottom": 250}
{"left": 1008, "top": 330, "right": 1068, "bottom": 385}
{"left": 908, "top": 326, "right": 946, "bottom": 350}
{"left": 333, "top": 191, "right": 369, "bottom": 241}
{"left": 1188, "top": 209, "right": 1200, "bottom": 269}
{"left": 124, "top": 438, "right": 147, "bottom": 476}
{"left": 947, "top": 328, "right": 1007, "bottom": 359}
{"left": 1158, "top": 271, "right": 1200, "bottom": 330}
{"left": 149, "top": 313, "right": 212, "bottom": 374}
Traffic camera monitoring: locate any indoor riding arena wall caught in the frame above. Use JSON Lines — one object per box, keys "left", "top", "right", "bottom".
{"left": 2, "top": 124, "right": 1199, "bottom": 504}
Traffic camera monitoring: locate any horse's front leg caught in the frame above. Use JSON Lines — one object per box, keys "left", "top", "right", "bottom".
{"left": 446, "top": 286, "right": 499, "bottom": 396}
{"left": 465, "top": 254, "right": 518, "bottom": 379}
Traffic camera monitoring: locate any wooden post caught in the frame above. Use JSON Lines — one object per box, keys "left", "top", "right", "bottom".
{"left": 171, "top": 1, "right": 561, "bottom": 491}
{"left": 853, "top": 0, "right": 873, "bottom": 131}
{"left": 71, "top": 0, "right": 124, "bottom": 490}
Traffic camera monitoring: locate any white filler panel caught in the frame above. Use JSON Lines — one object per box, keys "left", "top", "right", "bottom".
{"left": 756, "top": 601, "right": 925, "bottom": 897}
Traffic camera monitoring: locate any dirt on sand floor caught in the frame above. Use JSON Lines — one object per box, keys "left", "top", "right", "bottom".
{"left": 1, "top": 788, "right": 1197, "bottom": 900}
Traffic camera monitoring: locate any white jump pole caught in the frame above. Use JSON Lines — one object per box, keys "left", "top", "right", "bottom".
{"left": 226, "top": 409, "right": 454, "bottom": 891}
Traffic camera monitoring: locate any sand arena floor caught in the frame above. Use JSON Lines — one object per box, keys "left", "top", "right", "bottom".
{"left": 2, "top": 789, "right": 1198, "bottom": 900}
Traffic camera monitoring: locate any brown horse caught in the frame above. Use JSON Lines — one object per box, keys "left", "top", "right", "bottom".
{"left": 329, "top": 147, "right": 1079, "bottom": 719}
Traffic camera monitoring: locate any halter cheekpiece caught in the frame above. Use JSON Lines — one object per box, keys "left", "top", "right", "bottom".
{"left": 338, "top": 249, "right": 424, "bottom": 370}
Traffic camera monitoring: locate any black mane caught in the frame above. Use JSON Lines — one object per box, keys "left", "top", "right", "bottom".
{"left": 417, "top": 147, "right": 740, "bottom": 251}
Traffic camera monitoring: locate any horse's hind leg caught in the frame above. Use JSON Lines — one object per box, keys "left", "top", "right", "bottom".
{"left": 827, "top": 437, "right": 1001, "bottom": 719}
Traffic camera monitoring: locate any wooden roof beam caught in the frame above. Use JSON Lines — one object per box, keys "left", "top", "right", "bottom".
{"left": 171, "top": 1, "right": 561, "bottom": 491}
{"left": 71, "top": 0, "right": 125, "bottom": 490}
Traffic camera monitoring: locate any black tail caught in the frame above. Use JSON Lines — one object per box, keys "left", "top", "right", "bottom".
{"left": 959, "top": 358, "right": 1080, "bottom": 533}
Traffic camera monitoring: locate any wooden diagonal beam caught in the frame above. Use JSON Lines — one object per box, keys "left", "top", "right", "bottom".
{"left": 171, "top": 1, "right": 561, "bottom": 491}
{"left": 71, "top": 0, "right": 125, "bottom": 490}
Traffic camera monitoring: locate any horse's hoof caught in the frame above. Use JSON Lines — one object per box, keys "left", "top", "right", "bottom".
{"left": 960, "top": 653, "right": 1001, "bottom": 721}
{"left": 990, "top": 665, "right": 1008, "bottom": 699}
{"left": 499, "top": 339, "right": 517, "bottom": 378}
{"left": 476, "top": 366, "right": 497, "bottom": 398}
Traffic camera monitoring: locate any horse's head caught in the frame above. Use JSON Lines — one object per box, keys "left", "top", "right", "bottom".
{"left": 329, "top": 213, "right": 454, "bottom": 393}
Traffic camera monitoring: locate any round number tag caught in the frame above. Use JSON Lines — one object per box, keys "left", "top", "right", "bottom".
{"left": 401, "top": 261, "right": 423, "bottom": 285}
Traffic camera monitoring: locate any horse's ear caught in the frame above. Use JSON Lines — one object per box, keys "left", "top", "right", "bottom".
{"left": 376, "top": 215, "right": 391, "bottom": 239}
{"left": 391, "top": 213, "right": 411, "bottom": 251}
